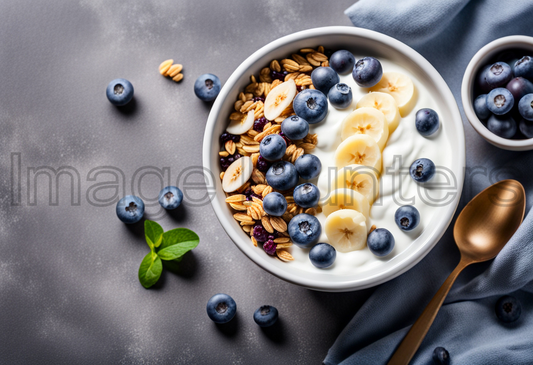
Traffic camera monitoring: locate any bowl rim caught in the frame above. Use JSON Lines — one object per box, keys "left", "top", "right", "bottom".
{"left": 461, "top": 35, "right": 533, "bottom": 151}
{"left": 203, "top": 26, "right": 465, "bottom": 291}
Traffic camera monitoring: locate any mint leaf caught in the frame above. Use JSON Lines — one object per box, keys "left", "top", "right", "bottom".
{"left": 145, "top": 220, "right": 164, "bottom": 248}
{"left": 138, "top": 252, "right": 163, "bottom": 288}
{"left": 160, "top": 228, "right": 200, "bottom": 250}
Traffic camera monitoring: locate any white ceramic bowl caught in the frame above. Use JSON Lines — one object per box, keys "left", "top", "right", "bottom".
{"left": 461, "top": 35, "right": 533, "bottom": 151}
{"left": 203, "top": 26, "right": 465, "bottom": 292}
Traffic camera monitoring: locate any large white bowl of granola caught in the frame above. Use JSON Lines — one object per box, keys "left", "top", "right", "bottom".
{"left": 203, "top": 26, "right": 465, "bottom": 292}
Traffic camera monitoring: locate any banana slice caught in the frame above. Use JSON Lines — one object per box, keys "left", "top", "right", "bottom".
{"left": 324, "top": 209, "right": 367, "bottom": 252}
{"left": 321, "top": 188, "right": 370, "bottom": 218}
{"left": 367, "top": 72, "right": 417, "bottom": 117}
{"left": 332, "top": 164, "right": 379, "bottom": 203}
{"left": 356, "top": 92, "right": 401, "bottom": 134}
{"left": 264, "top": 79, "right": 297, "bottom": 121}
{"left": 226, "top": 109, "right": 254, "bottom": 135}
{"left": 334, "top": 134, "right": 382, "bottom": 173}
{"left": 222, "top": 156, "right": 253, "bottom": 193}
{"left": 341, "top": 107, "right": 389, "bottom": 150}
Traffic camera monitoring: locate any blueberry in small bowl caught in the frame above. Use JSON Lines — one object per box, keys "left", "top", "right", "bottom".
{"left": 485, "top": 62, "right": 513, "bottom": 90}
{"left": 281, "top": 115, "right": 309, "bottom": 140}
{"left": 506, "top": 77, "right": 533, "bottom": 101}
{"left": 367, "top": 228, "right": 395, "bottom": 257}
{"left": 328, "top": 83, "right": 353, "bottom": 109}
{"left": 116, "top": 195, "right": 144, "bottom": 224}
{"left": 487, "top": 87, "right": 514, "bottom": 115}
{"left": 293, "top": 183, "right": 320, "bottom": 208}
{"left": 194, "top": 73, "right": 221, "bottom": 101}
{"left": 473, "top": 94, "right": 491, "bottom": 120}
{"left": 410, "top": 158, "right": 436, "bottom": 183}
{"left": 158, "top": 186, "right": 183, "bottom": 210}
{"left": 106, "top": 78, "right": 134, "bottom": 106}
{"left": 293, "top": 89, "right": 328, "bottom": 124}
{"left": 262, "top": 192, "right": 287, "bottom": 217}
{"left": 487, "top": 114, "right": 517, "bottom": 139}
{"left": 260, "top": 134, "right": 286, "bottom": 161}
{"left": 352, "top": 57, "right": 382, "bottom": 88}
{"left": 415, "top": 108, "right": 440, "bottom": 136}
{"left": 514, "top": 56, "right": 533, "bottom": 80}
{"left": 329, "top": 50, "right": 355, "bottom": 75}
{"left": 309, "top": 242, "right": 336, "bottom": 268}
{"left": 206, "top": 293, "right": 237, "bottom": 324}
{"left": 288, "top": 213, "right": 321, "bottom": 248}
{"left": 265, "top": 160, "right": 299, "bottom": 191}
{"left": 518, "top": 93, "right": 533, "bottom": 121}
{"left": 519, "top": 118, "right": 533, "bottom": 138}
{"left": 395, "top": 205, "right": 420, "bottom": 231}
{"left": 310, "top": 67, "right": 339, "bottom": 96}
{"left": 294, "top": 154, "right": 322, "bottom": 180}
{"left": 253, "top": 305, "right": 278, "bottom": 327}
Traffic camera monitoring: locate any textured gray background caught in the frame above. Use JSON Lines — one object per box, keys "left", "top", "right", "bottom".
{"left": 0, "top": 1, "right": 376, "bottom": 364}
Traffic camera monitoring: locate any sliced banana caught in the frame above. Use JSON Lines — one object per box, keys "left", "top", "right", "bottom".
{"left": 334, "top": 134, "right": 382, "bottom": 173}
{"left": 222, "top": 156, "right": 253, "bottom": 193}
{"left": 356, "top": 92, "right": 401, "bottom": 134}
{"left": 341, "top": 107, "right": 389, "bottom": 150}
{"left": 331, "top": 164, "right": 379, "bottom": 203}
{"left": 321, "top": 188, "right": 370, "bottom": 218}
{"left": 264, "top": 79, "right": 297, "bottom": 121}
{"left": 226, "top": 109, "right": 254, "bottom": 135}
{"left": 367, "top": 72, "right": 417, "bottom": 117}
{"left": 324, "top": 209, "right": 367, "bottom": 252}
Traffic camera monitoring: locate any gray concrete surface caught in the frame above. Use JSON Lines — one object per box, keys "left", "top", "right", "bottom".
{"left": 0, "top": 1, "right": 374, "bottom": 364}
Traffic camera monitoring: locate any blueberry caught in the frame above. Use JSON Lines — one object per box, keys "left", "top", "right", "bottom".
{"left": 293, "top": 183, "right": 320, "bottom": 209}
{"left": 310, "top": 67, "right": 340, "bottom": 96}
{"left": 473, "top": 94, "right": 491, "bottom": 120}
{"left": 514, "top": 56, "right": 533, "bottom": 80}
{"left": 293, "top": 89, "right": 328, "bottom": 124}
{"left": 328, "top": 83, "right": 353, "bottom": 109}
{"left": 294, "top": 154, "right": 322, "bottom": 180}
{"left": 260, "top": 134, "right": 286, "bottom": 161}
{"left": 519, "top": 118, "right": 533, "bottom": 138}
{"left": 266, "top": 161, "right": 299, "bottom": 191}
{"left": 106, "top": 78, "right": 134, "bottom": 106}
{"left": 487, "top": 114, "right": 517, "bottom": 139}
{"left": 432, "top": 347, "right": 450, "bottom": 365}
{"left": 288, "top": 213, "right": 322, "bottom": 248}
{"left": 253, "top": 305, "right": 279, "bottom": 327}
{"left": 352, "top": 57, "right": 383, "bottom": 88}
{"left": 395, "top": 205, "right": 420, "bottom": 231}
{"left": 495, "top": 295, "right": 521, "bottom": 323}
{"left": 477, "top": 65, "right": 492, "bottom": 93}
{"left": 253, "top": 225, "right": 269, "bottom": 243}
{"left": 329, "top": 50, "right": 356, "bottom": 75}
{"left": 262, "top": 192, "right": 287, "bottom": 217}
{"left": 487, "top": 87, "right": 514, "bottom": 115}
{"left": 158, "top": 186, "right": 183, "bottom": 210}
{"left": 116, "top": 195, "right": 144, "bottom": 224}
{"left": 518, "top": 93, "right": 533, "bottom": 121}
{"left": 485, "top": 62, "right": 513, "bottom": 90}
{"left": 281, "top": 115, "right": 309, "bottom": 140}
{"left": 496, "top": 50, "right": 520, "bottom": 73}
{"left": 415, "top": 108, "right": 440, "bottom": 136}
{"left": 206, "top": 293, "right": 237, "bottom": 324}
{"left": 367, "top": 228, "right": 395, "bottom": 257}
{"left": 410, "top": 158, "right": 436, "bottom": 183}
{"left": 194, "top": 73, "right": 221, "bottom": 101}
{"left": 309, "top": 243, "right": 336, "bottom": 268}
{"left": 506, "top": 77, "right": 533, "bottom": 101}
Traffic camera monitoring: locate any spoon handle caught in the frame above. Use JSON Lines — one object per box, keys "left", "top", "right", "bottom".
{"left": 387, "top": 259, "right": 470, "bottom": 365}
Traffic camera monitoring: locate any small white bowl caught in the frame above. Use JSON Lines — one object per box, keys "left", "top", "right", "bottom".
{"left": 203, "top": 26, "right": 465, "bottom": 292}
{"left": 461, "top": 35, "right": 533, "bottom": 151}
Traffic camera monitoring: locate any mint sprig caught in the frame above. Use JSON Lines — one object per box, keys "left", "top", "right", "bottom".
{"left": 138, "top": 220, "right": 199, "bottom": 288}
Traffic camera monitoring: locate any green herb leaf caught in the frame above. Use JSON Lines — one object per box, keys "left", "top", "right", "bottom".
{"left": 145, "top": 220, "right": 164, "bottom": 248}
{"left": 157, "top": 228, "right": 199, "bottom": 261}
{"left": 138, "top": 252, "right": 163, "bottom": 288}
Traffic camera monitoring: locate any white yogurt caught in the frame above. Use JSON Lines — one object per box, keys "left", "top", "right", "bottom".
{"left": 286, "top": 59, "right": 453, "bottom": 275}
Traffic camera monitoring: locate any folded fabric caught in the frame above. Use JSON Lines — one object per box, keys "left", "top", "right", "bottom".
{"left": 325, "top": 1, "right": 533, "bottom": 364}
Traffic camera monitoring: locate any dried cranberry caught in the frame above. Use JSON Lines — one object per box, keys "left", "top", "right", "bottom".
{"left": 220, "top": 132, "right": 232, "bottom": 143}
{"left": 254, "top": 117, "right": 269, "bottom": 132}
{"left": 251, "top": 193, "right": 263, "bottom": 201}
{"left": 252, "top": 96, "right": 265, "bottom": 103}
{"left": 253, "top": 225, "right": 269, "bottom": 243}
{"left": 233, "top": 153, "right": 242, "bottom": 160}
{"left": 263, "top": 240, "right": 277, "bottom": 255}
{"left": 257, "top": 156, "right": 271, "bottom": 172}
{"left": 271, "top": 70, "right": 288, "bottom": 81}
{"left": 231, "top": 134, "right": 240, "bottom": 142}
{"left": 296, "top": 85, "right": 304, "bottom": 92}
{"left": 227, "top": 156, "right": 234, "bottom": 164}
{"left": 279, "top": 131, "right": 291, "bottom": 145}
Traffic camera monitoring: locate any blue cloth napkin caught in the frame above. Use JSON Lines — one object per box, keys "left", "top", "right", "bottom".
{"left": 325, "top": 1, "right": 533, "bottom": 364}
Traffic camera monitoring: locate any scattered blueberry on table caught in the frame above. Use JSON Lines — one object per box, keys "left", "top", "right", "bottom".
{"left": 293, "top": 183, "right": 320, "bottom": 209}
{"left": 116, "top": 195, "right": 145, "bottom": 224}
{"left": 410, "top": 158, "right": 436, "bottom": 183}
{"left": 106, "top": 78, "right": 134, "bottom": 106}
{"left": 432, "top": 346, "right": 450, "bottom": 365}
{"left": 288, "top": 213, "right": 322, "bottom": 248}
{"left": 158, "top": 186, "right": 183, "bottom": 210}
{"left": 367, "top": 228, "right": 395, "bottom": 257}
{"left": 309, "top": 243, "right": 336, "bottom": 268}
{"left": 293, "top": 89, "right": 328, "bottom": 124}
{"left": 310, "top": 66, "right": 339, "bottom": 96}
{"left": 328, "top": 83, "right": 353, "bottom": 109}
{"left": 253, "top": 305, "right": 279, "bottom": 327}
{"left": 495, "top": 295, "right": 521, "bottom": 323}
{"left": 352, "top": 56, "right": 382, "bottom": 87}
{"left": 395, "top": 205, "right": 420, "bottom": 231}
{"left": 194, "top": 73, "right": 221, "bottom": 101}
{"left": 206, "top": 293, "right": 237, "bottom": 324}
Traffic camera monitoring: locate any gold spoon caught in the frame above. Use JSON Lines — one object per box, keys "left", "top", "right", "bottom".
{"left": 388, "top": 179, "right": 526, "bottom": 365}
